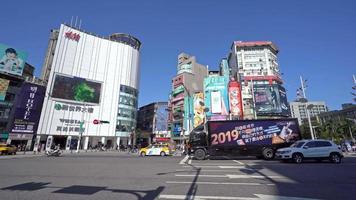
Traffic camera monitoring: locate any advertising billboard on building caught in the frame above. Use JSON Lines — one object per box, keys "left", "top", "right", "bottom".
{"left": 253, "top": 84, "right": 289, "bottom": 116}
{"left": 8, "top": 83, "right": 46, "bottom": 135}
{"left": 208, "top": 119, "right": 300, "bottom": 147}
{"left": 228, "top": 81, "right": 243, "bottom": 119}
{"left": 204, "top": 76, "right": 229, "bottom": 119}
{"left": 51, "top": 74, "right": 102, "bottom": 104}
{"left": 0, "top": 78, "right": 10, "bottom": 101}
{"left": 193, "top": 93, "right": 205, "bottom": 128}
{"left": 0, "top": 43, "right": 27, "bottom": 76}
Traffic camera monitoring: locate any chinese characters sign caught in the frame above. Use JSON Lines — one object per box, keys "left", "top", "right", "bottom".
{"left": 208, "top": 119, "right": 300, "bottom": 147}
{"left": 9, "top": 83, "right": 45, "bottom": 134}
{"left": 228, "top": 81, "right": 243, "bottom": 119}
{"left": 65, "top": 31, "right": 80, "bottom": 41}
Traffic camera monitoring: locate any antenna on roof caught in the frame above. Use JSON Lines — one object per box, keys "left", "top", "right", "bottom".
{"left": 78, "top": 19, "right": 82, "bottom": 30}
{"left": 74, "top": 16, "right": 78, "bottom": 28}
{"left": 70, "top": 16, "right": 74, "bottom": 27}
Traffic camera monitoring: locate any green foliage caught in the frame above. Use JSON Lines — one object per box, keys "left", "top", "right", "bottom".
{"left": 314, "top": 119, "right": 355, "bottom": 144}
{"left": 74, "top": 82, "right": 95, "bottom": 102}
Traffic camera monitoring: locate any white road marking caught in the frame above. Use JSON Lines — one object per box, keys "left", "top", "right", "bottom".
{"left": 179, "top": 155, "right": 189, "bottom": 165}
{"left": 175, "top": 169, "right": 256, "bottom": 172}
{"left": 188, "top": 158, "right": 192, "bottom": 164}
{"left": 232, "top": 160, "right": 245, "bottom": 165}
{"left": 159, "top": 194, "right": 318, "bottom": 200}
{"left": 182, "top": 165, "right": 258, "bottom": 169}
{"left": 166, "top": 181, "right": 274, "bottom": 186}
{"left": 174, "top": 174, "right": 285, "bottom": 179}
{"left": 175, "top": 174, "right": 226, "bottom": 178}
{"left": 159, "top": 194, "right": 254, "bottom": 200}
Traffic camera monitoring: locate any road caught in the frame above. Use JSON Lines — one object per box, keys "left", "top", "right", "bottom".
{"left": 0, "top": 152, "right": 356, "bottom": 200}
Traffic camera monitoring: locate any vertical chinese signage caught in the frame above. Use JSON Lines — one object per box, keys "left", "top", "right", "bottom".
{"left": 8, "top": 83, "right": 45, "bottom": 135}
{"left": 0, "top": 78, "right": 9, "bottom": 101}
{"left": 193, "top": 92, "right": 205, "bottom": 128}
{"left": 228, "top": 80, "right": 243, "bottom": 119}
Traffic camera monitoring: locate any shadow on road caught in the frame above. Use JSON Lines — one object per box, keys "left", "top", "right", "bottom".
{"left": 1, "top": 182, "right": 165, "bottom": 200}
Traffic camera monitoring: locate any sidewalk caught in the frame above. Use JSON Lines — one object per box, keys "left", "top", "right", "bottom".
{"left": 344, "top": 152, "right": 356, "bottom": 157}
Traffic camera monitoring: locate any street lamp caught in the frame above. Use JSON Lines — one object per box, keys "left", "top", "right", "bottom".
{"left": 76, "top": 102, "right": 86, "bottom": 153}
{"left": 306, "top": 104, "right": 315, "bottom": 140}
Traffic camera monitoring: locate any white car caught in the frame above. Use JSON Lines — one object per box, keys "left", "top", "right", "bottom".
{"left": 276, "top": 139, "right": 343, "bottom": 164}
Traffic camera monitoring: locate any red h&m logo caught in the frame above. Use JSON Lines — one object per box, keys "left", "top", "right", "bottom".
{"left": 65, "top": 31, "right": 80, "bottom": 41}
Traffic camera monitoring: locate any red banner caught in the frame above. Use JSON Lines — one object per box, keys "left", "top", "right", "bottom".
{"left": 228, "top": 81, "right": 243, "bottom": 119}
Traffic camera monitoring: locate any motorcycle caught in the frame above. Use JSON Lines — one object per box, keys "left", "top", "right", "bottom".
{"left": 45, "top": 148, "right": 62, "bottom": 157}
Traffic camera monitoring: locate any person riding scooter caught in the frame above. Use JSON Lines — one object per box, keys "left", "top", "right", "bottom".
{"left": 46, "top": 144, "right": 62, "bottom": 156}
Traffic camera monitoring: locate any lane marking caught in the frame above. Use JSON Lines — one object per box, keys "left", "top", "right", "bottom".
{"left": 175, "top": 169, "right": 256, "bottom": 172}
{"left": 232, "top": 160, "right": 244, "bottom": 165}
{"left": 188, "top": 158, "right": 192, "bottom": 165}
{"left": 174, "top": 174, "right": 286, "bottom": 179}
{"left": 159, "top": 194, "right": 254, "bottom": 200}
{"left": 175, "top": 174, "right": 226, "bottom": 178}
{"left": 179, "top": 155, "right": 189, "bottom": 165}
{"left": 159, "top": 194, "right": 317, "bottom": 200}
{"left": 166, "top": 181, "right": 274, "bottom": 186}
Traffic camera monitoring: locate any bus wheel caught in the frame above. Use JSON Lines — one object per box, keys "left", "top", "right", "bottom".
{"left": 262, "top": 148, "right": 275, "bottom": 160}
{"left": 194, "top": 149, "right": 206, "bottom": 160}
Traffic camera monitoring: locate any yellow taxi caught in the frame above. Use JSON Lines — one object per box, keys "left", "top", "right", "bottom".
{"left": 0, "top": 144, "right": 17, "bottom": 155}
{"left": 139, "top": 144, "right": 171, "bottom": 157}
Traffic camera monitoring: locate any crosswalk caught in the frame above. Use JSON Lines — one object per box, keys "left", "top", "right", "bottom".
{"left": 158, "top": 155, "right": 317, "bottom": 200}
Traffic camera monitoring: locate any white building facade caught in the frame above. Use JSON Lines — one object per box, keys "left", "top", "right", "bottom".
{"left": 35, "top": 24, "right": 140, "bottom": 151}
{"left": 290, "top": 101, "right": 328, "bottom": 125}
{"left": 228, "top": 41, "right": 289, "bottom": 119}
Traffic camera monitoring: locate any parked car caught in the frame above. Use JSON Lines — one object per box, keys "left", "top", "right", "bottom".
{"left": 0, "top": 144, "right": 17, "bottom": 155}
{"left": 139, "top": 144, "right": 171, "bottom": 157}
{"left": 275, "top": 139, "right": 343, "bottom": 164}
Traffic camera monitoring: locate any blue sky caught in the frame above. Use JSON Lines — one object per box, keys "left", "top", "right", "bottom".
{"left": 0, "top": 0, "right": 355, "bottom": 110}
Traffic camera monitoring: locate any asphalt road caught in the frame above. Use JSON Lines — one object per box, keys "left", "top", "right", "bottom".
{"left": 0, "top": 152, "right": 356, "bottom": 200}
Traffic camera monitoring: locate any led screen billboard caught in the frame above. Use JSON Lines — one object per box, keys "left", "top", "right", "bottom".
{"left": 51, "top": 74, "right": 102, "bottom": 104}
{"left": 0, "top": 43, "right": 27, "bottom": 76}
{"left": 254, "top": 84, "right": 289, "bottom": 116}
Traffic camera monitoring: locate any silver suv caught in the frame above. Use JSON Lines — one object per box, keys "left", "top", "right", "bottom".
{"left": 276, "top": 139, "right": 343, "bottom": 164}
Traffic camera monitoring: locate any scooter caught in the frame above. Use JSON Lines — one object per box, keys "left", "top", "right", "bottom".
{"left": 45, "top": 148, "right": 62, "bottom": 157}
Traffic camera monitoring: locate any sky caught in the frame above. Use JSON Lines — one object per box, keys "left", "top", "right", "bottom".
{"left": 0, "top": 0, "right": 355, "bottom": 110}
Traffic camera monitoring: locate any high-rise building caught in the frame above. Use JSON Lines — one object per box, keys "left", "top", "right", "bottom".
{"left": 0, "top": 63, "right": 45, "bottom": 148}
{"left": 137, "top": 102, "right": 168, "bottom": 145}
{"left": 228, "top": 41, "right": 289, "bottom": 119}
{"left": 168, "top": 53, "right": 207, "bottom": 143}
{"left": 290, "top": 101, "right": 328, "bottom": 125}
{"left": 36, "top": 24, "right": 141, "bottom": 151}
{"left": 41, "top": 29, "right": 59, "bottom": 83}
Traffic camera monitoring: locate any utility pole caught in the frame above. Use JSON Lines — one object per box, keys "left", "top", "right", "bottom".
{"left": 300, "top": 76, "right": 314, "bottom": 139}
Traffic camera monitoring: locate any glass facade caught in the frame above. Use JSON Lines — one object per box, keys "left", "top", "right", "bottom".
{"left": 116, "top": 85, "right": 138, "bottom": 136}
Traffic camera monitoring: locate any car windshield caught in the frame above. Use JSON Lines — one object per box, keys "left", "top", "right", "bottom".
{"left": 290, "top": 141, "right": 305, "bottom": 148}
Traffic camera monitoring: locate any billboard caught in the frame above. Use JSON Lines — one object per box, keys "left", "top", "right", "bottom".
{"left": 204, "top": 76, "right": 229, "bottom": 118}
{"left": 51, "top": 74, "right": 102, "bottom": 104}
{"left": 0, "top": 43, "right": 27, "bottom": 76}
{"left": 208, "top": 119, "right": 301, "bottom": 147}
{"left": 193, "top": 93, "right": 205, "bottom": 128}
{"left": 254, "top": 84, "right": 289, "bottom": 116}
{"left": 0, "top": 78, "right": 10, "bottom": 101}
{"left": 8, "top": 83, "right": 46, "bottom": 134}
{"left": 228, "top": 81, "right": 243, "bottom": 119}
